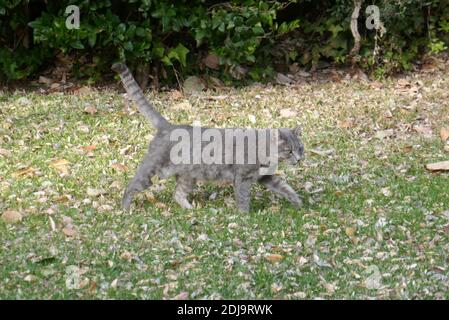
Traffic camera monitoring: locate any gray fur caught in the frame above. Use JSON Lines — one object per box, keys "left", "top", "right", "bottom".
{"left": 112, "top": 63, "right": 305, "bottom": 212}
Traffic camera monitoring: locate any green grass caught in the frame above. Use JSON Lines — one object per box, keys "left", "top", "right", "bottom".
{"left": 1, "top": 72, "right": 449, "bottom": 299}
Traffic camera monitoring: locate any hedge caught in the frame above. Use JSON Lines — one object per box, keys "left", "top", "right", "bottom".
{"left": 1, "top": 0, "right": 448, "bottom": 85}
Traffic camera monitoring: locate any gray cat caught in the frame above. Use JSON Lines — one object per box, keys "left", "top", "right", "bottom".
{"left": 112, "top": 63, "right": 304, "bottom": 212}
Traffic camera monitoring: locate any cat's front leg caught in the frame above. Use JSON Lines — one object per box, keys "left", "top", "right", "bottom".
{"left": 173, "top": 176, "right": 195, "bottom": 209}
{"left": 234, "top": 177, "right": 252, "bottom": 212}
{"left": 259, "top": 175, "right": 303, "bottom": 208}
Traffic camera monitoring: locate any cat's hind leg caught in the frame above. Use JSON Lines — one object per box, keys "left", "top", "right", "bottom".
{"left": 122, "top": 154, "right": 156, "bottom": 210}
{"left": 174, "top": 176, "right": 195, "bottom": 209}
{"left": 259, "top": 175, "right": 303, "bottom": 208}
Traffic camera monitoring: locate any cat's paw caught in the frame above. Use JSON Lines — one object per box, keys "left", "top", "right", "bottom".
{"left": 122, "top": 196, "right": 132, "bottom": 211}
{"left": 293, "top": 198, "right": 303, "bottom": 209}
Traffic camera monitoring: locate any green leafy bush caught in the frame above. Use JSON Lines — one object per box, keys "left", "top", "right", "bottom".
{"left": 0, "top": 0, "right": 448, "bottom": 84}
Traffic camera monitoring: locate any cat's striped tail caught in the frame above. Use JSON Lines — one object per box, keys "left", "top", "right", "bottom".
{"left": 112, "top": 63, "right": 169, "bottom": 129}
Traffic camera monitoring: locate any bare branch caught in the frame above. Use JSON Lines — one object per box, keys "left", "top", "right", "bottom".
{"left": 350, "top": 0, "right": 363, "bottom": 62}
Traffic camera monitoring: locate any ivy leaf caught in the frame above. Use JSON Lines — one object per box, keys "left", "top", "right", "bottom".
{"left": 71, "top": 40, "right": 84, "bottom": 50}
{"left": 168, "top": 43, "right": 189, "bottom": 67}
{"left": 88, "top": 33, "right": 97, "bottom": 48}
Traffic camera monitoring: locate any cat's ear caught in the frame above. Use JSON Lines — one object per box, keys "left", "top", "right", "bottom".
{"left": 293, "top": 125, "right": 302, "bottom": 137}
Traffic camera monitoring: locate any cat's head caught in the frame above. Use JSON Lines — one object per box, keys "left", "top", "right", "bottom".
{"left": 278, "top": 126, "right": 305, "bottom": 165}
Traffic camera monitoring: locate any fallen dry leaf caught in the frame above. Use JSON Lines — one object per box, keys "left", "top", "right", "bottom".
{"left": 440, "top": 127, "right": 449, "bottom": 142}
{"left": 279, "top": 108, "right": 297, "bottom": 118}
{"left": 275, "top": 73, "right": 293, "bottom": 85}
{"left": 12, "top": 166, "right": 37, "bottom": 178}
{"left": 1, "top": 210, "right": 22, "bottom": 224}
{"left": 86, "top": 187, "right": 106, "bottom": 197}
{"left": 413, "top": 124, "right": 433, "bottom": 138}
{"left": 49, "top": 159, "right": 70, "bottom": 174}
{"left": 425, "top": 160, "right": 449, "bottom": 172}
{"left": 62, "top": 226, "right": 77, "bottom": 237}
{"left": 111, "top": 278, "right": 118, "bottom": 289}
{"left": 173, "top": 101, "right": 192, "bottom": 111}
{"left": 337, "top": 119, "right": 354, "bottom": 128}
{"left": 370, "top": 81, "right": 384, "bottom": 89}
{"left": 345, "top": 227, "right": 356, "bottom": 237}
{"left": 84, "top": 105, "right": 98, "bottom": 115}
{"left": 402, "top": 145, "right": 413, "bottom": 153}
{"left": 120, "top": 251, "right": 132, "bottom": 261}
{"left": 203, "top": 54, "right": 220, "bottom": 70}
{"left": 309, "top": 149, "right": 335, "bottom": 156}
{"left": 271, "top": 283, "right": 283, "bottom": 293}
{"left": 0, "top": 148, "right": 11, "bottom": 157}
{"left": 49, "top": 216, "right": 56, "bottom": 231}
{"left": 39, "top": 76, "right": 53, "bottom": 85}
{"left": 168, "top": 90, "right": 183, "bottom": 100}
{"left": 79, "top": 145, "right": 97, "bottom": 151}
{"left": 111, "top": 163, "right": 128, "bottom": 172}
{"left": 265, "top": 254, "right": 284, "bottom": 263}
{"left": 375, "top": 129, "right": 394, "bottom": 140}
{"left": 155, "top": 202, "right": 166, "bottom": 209}
{"left": 396, "top": 78, "right": 410, "bottom": 88}
{"left": 24, "top": 274, "right": 39, "bottom": 282}
{"left": 173, "top": 291, "right": 189, "bottom": 300}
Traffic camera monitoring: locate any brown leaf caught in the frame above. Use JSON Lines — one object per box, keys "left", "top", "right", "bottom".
{"left": 396, "top": 78, "right": 410, "bottom": 88}
{"left": 426, "top": 160, "right": 449, "bottom": 172}
{"left": 84, "top": 105, "right": 98, "bottom": 115}
{"left": 370, "top": 81, "right": 384, "bottom": 89}
{"left": 375, "top": 129, "right": 394, "bottom": 140}
{"left": 55, "top": 195, "right": 71, "bottom": 203}
{"left": 413, "top": 124, "right": 433, "bottom": 138}
{"left": 24, "top": 274, "right": 39, "bottom": 282}
{"left": 120, "top": 251, "right": 132, "bottom": 261}
{"left": 440, "top": 127, "right": 449, "bottom": 142}
{"left": 345, "top": 227, "right": 356, "bottom": 237}
{"left": 402, "top": 145, "right": 413, "bottom": 153}
{"left": 203, "top": 54, "right": 220, "bottom": 70}
{"left": 62, "top": 226, "right": 77, "bottom": 237}
{"left": 173, "top": 101, "right": 192, "bottom": 111}
{"left": 275, "top": 73, "right": 293, "bottom": 85}
{"left": 111, "top": 163, "right": 128, "bottom": 172}
{"left": 86, "top": 187, "right": 106, "bottom": 197}
{"left": 49, "top": 159, "right": 70, "bottom": 174}
{"left": 79, "top": 145, "right": 97, "bottom": 151}
{"left": 0, "top": 148, "right": 12, "bottom": 157}
{"left": 309, "top": 149, "right": 335, "bottom": 156}
{"left": 12, "top": 166, "right": 37, "bottom": 178}
{"left": 39, "top": 76, "right": 53, "bottom": 85}
{"left": 173, "top": 292, "right": 189, "bottom": 300}
{"left": 279, "top": 108, "right": 297, "bottom": 118}
{"left": 1, "top": 210, "right": 22, "bottom": 224}
{"left": 168, "top": 90, "right": 184, "bottom": 100}
{"left": 265, "top": 254, "right": 284, "bottom": 263}
{"left": 338, "top": 119, "right": 354, "bottom": 129}
{"left": 155, "top": 202, "right": 166, "bottom": 209}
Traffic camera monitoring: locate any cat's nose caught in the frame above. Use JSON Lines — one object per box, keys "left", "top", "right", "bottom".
{"left": 293, "top": 151, "right": 303, "bottom": 162}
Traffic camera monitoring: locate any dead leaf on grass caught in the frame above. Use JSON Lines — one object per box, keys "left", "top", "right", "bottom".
{"left": 1, "top": 210, "right": 22, "bottom": 224}
{"left": 440, "top": 127, "right": 449, "bottom": 142}
{"left": 111, "top": 163, "right": 128, "bottom": 172}
{"left": 49, "top": 159, "right": 70, "bottom": 174}
{"left": 425, "top": 161, "right": 449, "bottom": 172}
{"left": 12, "top": 166, "right": 37, "bottom": 178}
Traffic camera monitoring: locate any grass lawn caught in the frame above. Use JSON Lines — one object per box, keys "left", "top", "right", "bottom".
{"left": 1, "top": 70, "right": 449, "bottom": 299}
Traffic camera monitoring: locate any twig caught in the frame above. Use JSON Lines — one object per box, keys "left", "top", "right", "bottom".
{"left": 349, "top": 0, "right": 363, "bottom": 63}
